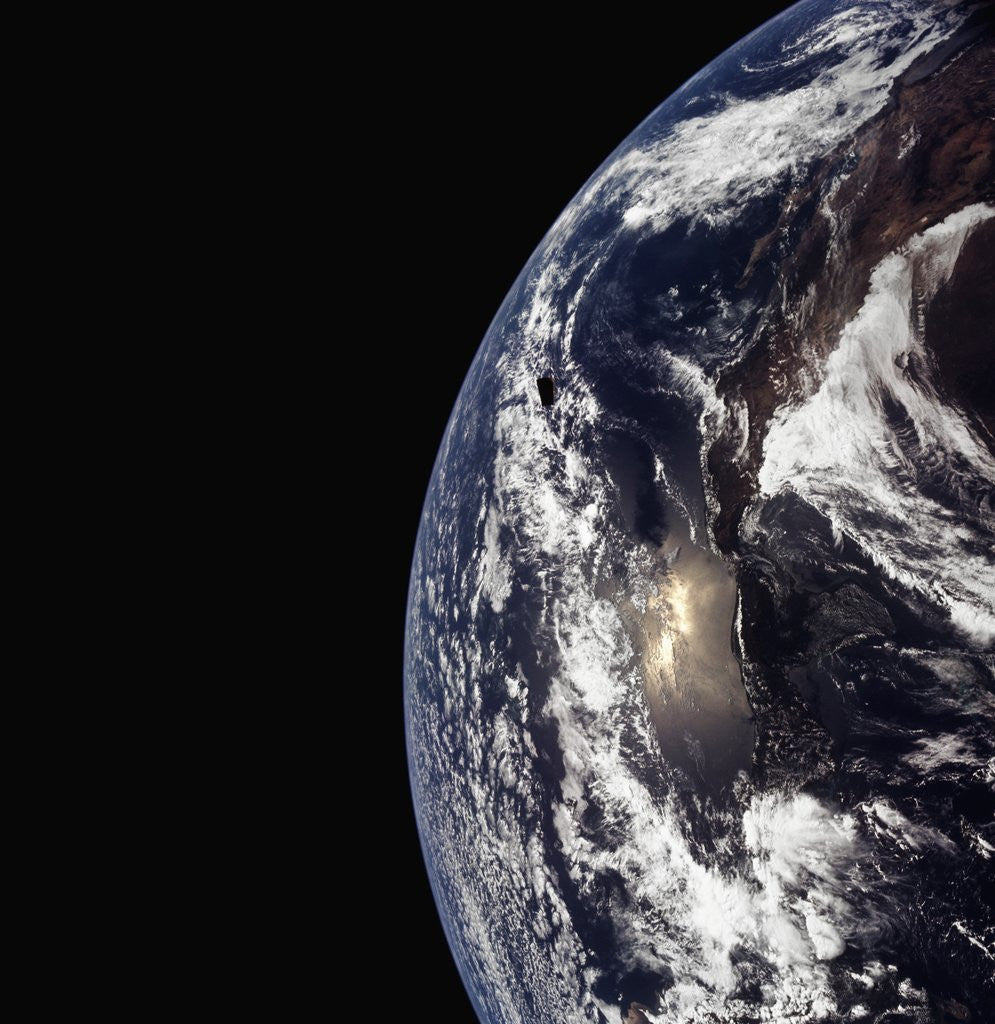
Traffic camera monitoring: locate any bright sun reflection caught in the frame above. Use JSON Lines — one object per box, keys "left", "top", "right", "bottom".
{"left": 666, "top": 577, "right": 691, "bottom": 635}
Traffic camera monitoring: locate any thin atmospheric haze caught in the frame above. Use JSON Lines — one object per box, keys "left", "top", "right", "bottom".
{"left": 405, "top": 2, "right": 995, "bottom": 1021}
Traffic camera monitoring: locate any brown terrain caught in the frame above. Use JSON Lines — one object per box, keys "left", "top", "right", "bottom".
{"left": 707, "top": 18, "right": 995, "bottom": 552}
{"left": 924, "top": 216, "right": 995, "bottom": 449}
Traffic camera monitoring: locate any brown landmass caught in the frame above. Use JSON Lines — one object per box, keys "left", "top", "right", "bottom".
{"left": 708, "top": 21, "right": 995, "bottom": 551}
{"left": 924, "top": 217, "right": 995, "bottom": 449}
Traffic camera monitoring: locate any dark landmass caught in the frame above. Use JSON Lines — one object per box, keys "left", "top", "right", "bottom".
{"left": 708, "top": 19, "right": 995, "bottom": 551}
{"left": 699, "top": 26, "right": 995, "bottom": 1011}
{"left": 936, "top": 995, "right": 973, "bottom": 1022}
{"left": 924, "top": 217, "right": 995, "bottom": 451}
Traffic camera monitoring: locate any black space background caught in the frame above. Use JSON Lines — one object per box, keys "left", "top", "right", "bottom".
{"left": 384, "top": 7, "right": 795, "bottom": 1020}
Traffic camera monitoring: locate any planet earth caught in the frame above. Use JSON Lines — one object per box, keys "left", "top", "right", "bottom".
{"left": 404, "top": 2, "right": 995, "bottom": 1021}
